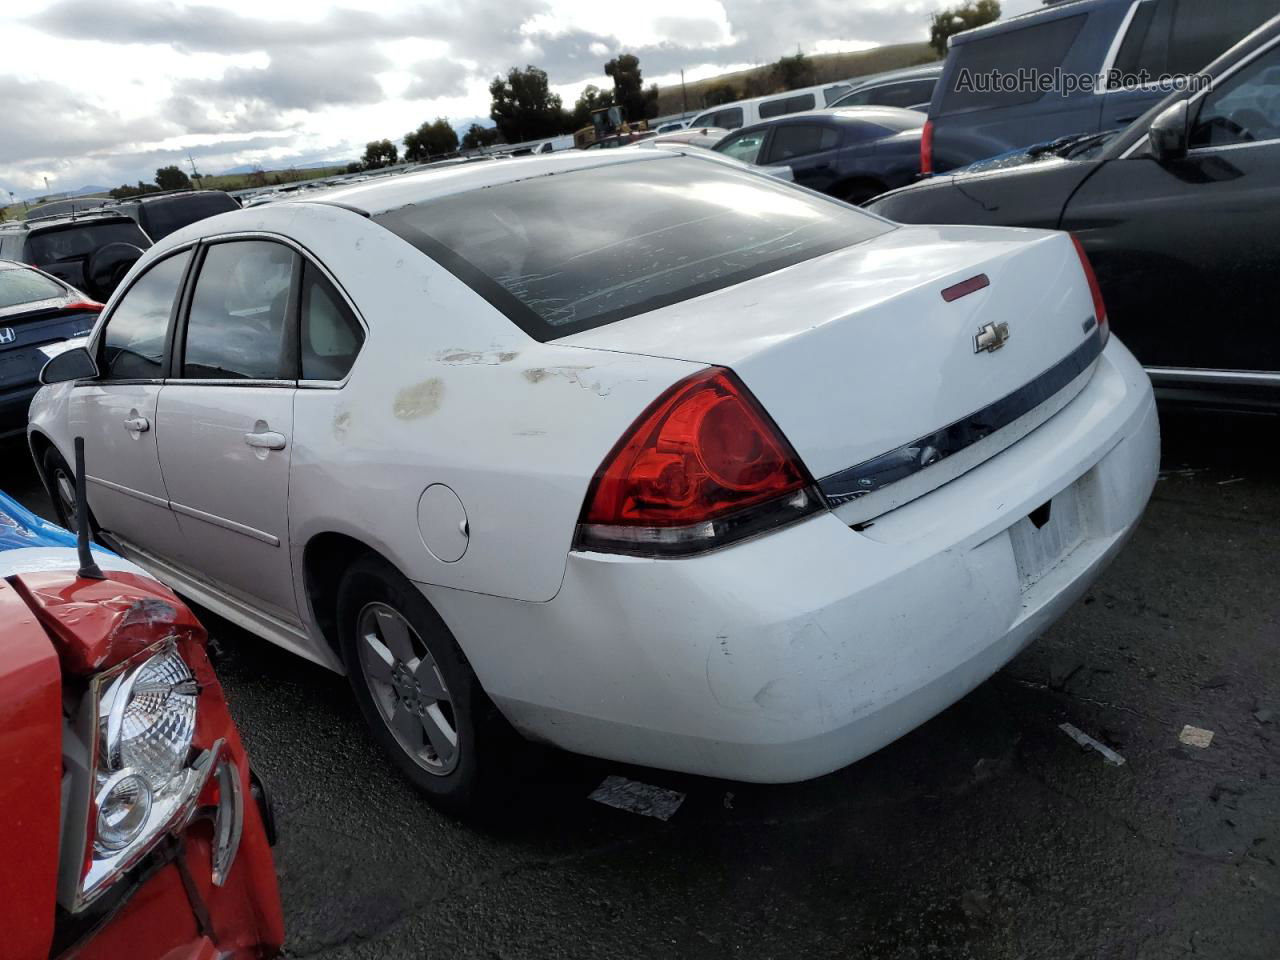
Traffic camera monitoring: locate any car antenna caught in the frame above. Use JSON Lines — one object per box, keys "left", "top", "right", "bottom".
{"left": 74, "top": 437, "right": 104, "bottom": 580}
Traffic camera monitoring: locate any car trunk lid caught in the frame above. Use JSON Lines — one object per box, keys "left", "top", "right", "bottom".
{"left": 560, "top": 224, "right": 1103, "bottom": 522}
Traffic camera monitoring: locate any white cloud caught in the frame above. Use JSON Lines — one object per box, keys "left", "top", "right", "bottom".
{"left": 1, "top": 0, "right": 1047, "bottom": 195}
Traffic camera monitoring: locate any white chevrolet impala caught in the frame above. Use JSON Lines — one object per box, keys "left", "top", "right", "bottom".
{"left": 28, "top": 151, "right": 1159, "bottom": 809}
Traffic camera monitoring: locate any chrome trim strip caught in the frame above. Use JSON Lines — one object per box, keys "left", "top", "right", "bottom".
{"left": 161, "top": 378, "right": 295, "bottom": 388}
{"left": 1098, "top": 0, "right": 1144, "bottom": 91}
{"left": 87, "top": 474, "right": 169, "bottom": 508}
{"left": 169, "top": 500, "right": 280, "bottom": 546}
{"left": 1145, "top": 366, "right": 1280, "bottom": 386}
{"left": 820, "top": 329, "right": 1105, "bottom": 506}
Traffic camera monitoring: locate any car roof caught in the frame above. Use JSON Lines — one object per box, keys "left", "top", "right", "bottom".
{"left": 285, "top": 150, "right": 665, "bottom": 216}
{"left": 739, "top": 106, "right": 925, "bottom": 129}
{"left": 845, "top": 64, "right": 943, "bottom": 88}
{"left": 949, "top": 0, "right": 1111, "bottom": 45}
{"left": 1, "top": 210, "right": 138, "bottom": 233}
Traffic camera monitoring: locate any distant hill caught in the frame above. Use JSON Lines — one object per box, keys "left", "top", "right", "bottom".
{"left": 217, "top": 159, "right": 349, "bottom": 176}
{"left": 655, "top": 42, "right": 939, "bottom": 116}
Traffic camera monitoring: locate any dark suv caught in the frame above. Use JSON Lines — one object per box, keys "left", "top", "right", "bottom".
{"left": 0, "top": 212, "right": 151, "bottom": 299}
{"left": 925, "top": 0, "right": 1275, "bottom": 173}
{"left": 106, "top": 189, "right": 240, "bottom": 241}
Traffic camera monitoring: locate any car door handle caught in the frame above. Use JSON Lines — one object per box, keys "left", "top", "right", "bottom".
{"left": 123, "top": 416, "right": 150, "bottom": 433}
{"left": 244, "top": 431, "right": 287, "bottom": 451}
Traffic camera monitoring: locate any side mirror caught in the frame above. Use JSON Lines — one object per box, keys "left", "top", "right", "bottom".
{"left": 1149, "top": 101, "right": 1189, "bottom": 164}
{"left": 40, "top": 345, "right": 98, "bottom": 385}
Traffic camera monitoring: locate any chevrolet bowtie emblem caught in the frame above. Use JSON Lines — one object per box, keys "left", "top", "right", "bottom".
{"left": 974, "top": 321, "right": 1010, "bottom": 354}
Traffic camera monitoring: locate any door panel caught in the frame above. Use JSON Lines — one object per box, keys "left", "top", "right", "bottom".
{"left": 70, "top": 383, "right": 184, "bottom": 554}
{"left": 156, "top": 238, "right": 300, "bottom": 621}
{"left": 156, "top": 385, "right": 298, "bottom": 619}
{"left": 71, "top": 249, "right": 191, "bottom": 559}
{"left": 763, "top": 124, "right": 841, "bottom": 192}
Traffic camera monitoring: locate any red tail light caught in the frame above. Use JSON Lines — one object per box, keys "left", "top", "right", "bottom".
{"left": 920, "top": 119, "right": 934, "bottom": 176}
{"left": 64, "top": 300, "right": 104, "bottom": 313}
{"left": 1070, "top": 235, "right": 1108, "bottom": 345}
{"left": 576, "top": 367, "right": 822, "bottom": 557}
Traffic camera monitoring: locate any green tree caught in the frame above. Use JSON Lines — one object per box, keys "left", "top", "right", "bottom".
{"left": 773, "top": 51, "right": 815, "bottom": 90}
{"left": 489, "top": 65, "right": 568, "bottom": 143}
{"left": 155, "top": 165, "right": 191, "bottom": 190}
{"left": 461, "top": 123, "right": 502, "bottom": 150}
{"left": 404, "top": 118, "right": 460, "bottom": 161}
{"left": 571, "top": 83, "right": 615, "bottom": 129}
{"left": 702, "top": 81, "right": 740, "bottom": 107}
{"left": 604, "top": 53, "right": 658, "bottom": 122}
{"left": 345, "top": 161, "right": 364, "bottom": 174}
{"left": 929, "top": 0, "right": 1001, "bottom": 57}
{"left": 742, "top": 70, "right": 778, "bottom": 98}
{"left": 362, "top": 139, "right": 399, "bottom": 168}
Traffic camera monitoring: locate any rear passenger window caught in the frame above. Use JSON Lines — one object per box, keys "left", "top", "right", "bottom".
{"left": 99, "top": 250, "right": 190, "bottom": 380}
{"left": 1114, "top": 0, "right": 1275, "bottom": 80}
{"left": 939, "top": 15, "right": 1087, "bottom": 114}
{"left": 765, "top": 125, "right": 840, "bottom": 162}
{"left": 707, "top": 107, "right": 743, "bottom": 129}
{"left": 300, "top": 265, "right": 364, "bottom": 380}
{"left": 181, "top": 240, "right": 296, "bottom": 380}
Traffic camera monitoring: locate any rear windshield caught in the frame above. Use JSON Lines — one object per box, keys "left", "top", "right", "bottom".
{"left": 28, "top": 221, "right": 150, "bottom": 265}
{"left": 939, "top": 14, "right": 1087, "bottom": 115}
{"left": 373, "top": 156, "right": 893, "bottom": 339}
{"left": 0, "top": 267, "right": 64, "bottom": 308}
{"left": 140, "top": 193, "right": 240, "bottom": 240}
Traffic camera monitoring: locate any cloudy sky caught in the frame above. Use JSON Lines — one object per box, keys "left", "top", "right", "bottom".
{"left": 1, "top": 0, "right": 1041, "bottom": 197}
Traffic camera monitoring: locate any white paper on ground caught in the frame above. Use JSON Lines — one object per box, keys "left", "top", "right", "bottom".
{"left": 589, "top": 775, "right": 685, "bottom": 820}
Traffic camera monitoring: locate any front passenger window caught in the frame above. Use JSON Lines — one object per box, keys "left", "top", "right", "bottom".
{"left": 100, "top": 250, "right": 191, "bottom": 380}
{"left": 182, "top": 240, "right": 297, "bottom": 380}
{"left": 1191, "top": 47, "right": 1280, "bottom": 148}
{"left": 716, "top": 130, "right": 766, "bottom": 164}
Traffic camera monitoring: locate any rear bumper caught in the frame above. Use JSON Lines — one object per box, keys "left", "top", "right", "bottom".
{"left": 426, "top": 337, "right": 1159, "bottom": 783}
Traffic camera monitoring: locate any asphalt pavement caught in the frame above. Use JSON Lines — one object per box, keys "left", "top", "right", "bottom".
{"left": 3, "top": 410, "right": 1277, "bottom": 959}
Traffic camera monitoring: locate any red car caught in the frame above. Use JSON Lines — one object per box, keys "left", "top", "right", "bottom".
{"left": 0, "top": 487, "right": 283, "bottom": 959}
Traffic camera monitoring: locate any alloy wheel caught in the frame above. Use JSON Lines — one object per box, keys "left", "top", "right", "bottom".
{"left": 356, "top": 601, "right": 460, "bottom": 775}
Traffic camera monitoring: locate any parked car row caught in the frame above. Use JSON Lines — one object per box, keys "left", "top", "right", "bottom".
{"left": 673, "top": 0, "right": 1272, "bottom": 210}
{"left": 873, "top": 10, "right": 1280, "bottom": 413}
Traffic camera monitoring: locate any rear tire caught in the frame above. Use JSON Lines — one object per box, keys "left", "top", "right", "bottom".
{"left": 336, "top": 554, "right": 511, "bottom": 813}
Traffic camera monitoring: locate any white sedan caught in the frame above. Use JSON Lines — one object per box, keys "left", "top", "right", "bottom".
{"left": 29, "top": 150, "right": 1159, "bottom": 810}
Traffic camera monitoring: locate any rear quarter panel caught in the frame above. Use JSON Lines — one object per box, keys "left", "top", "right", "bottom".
{"left": 270, "top": 204, "right": 704, "bottom": 606}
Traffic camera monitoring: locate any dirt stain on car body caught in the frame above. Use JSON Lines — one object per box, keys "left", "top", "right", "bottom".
{"left": 393, "top": 379, "right": 444, "bottom": 419}
{"left": 439, "top": 349, "right": 519, "bottom": 365}
{"left": 522, "top": 366, "right": 610, "bottom": 396}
